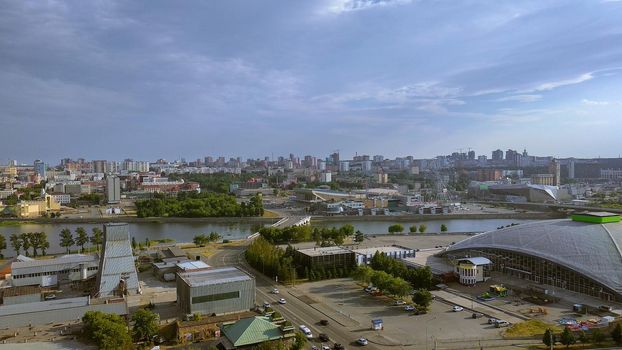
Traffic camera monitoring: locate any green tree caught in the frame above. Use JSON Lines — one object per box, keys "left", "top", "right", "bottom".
{"left": 612, "top": 323, "right": 622, "bottom": 345}
{"left": 30, "top": 232, "right": 48, "bottom": 257}
{"left": 59, "top": 228, "right": 75, "bottom": 253}
{"left": 131, "top": 237, "right": 137, "bottom": 250}
{"left": 0, "top": 234, "right": 6, "bottom": 259}
{"left": 9, "top": 233, "right": 22, "bottom": 256}
{"left": 131, "top": 308, "right": 160, "bottom": 342}
{"left": 592, "top": 328, "right": 606, "bottom": 345}
{"left": 388, "top": 224, "right": 404, "bottom": 233}
{"left": 354, "top": 230, "right": 365, "bottom": 242}
{"left": 193, "top": 234, "right": 209, "bottom": 246}
{"left": 90, "top": 227, "right": 103, "bottom": 252}
{"left": 351, "top": 266, "right": 374, "bottom": 284}
{"left": 578, "top": 330, "right": 590, "bottom": 344}
{"left": 418, "top": 224, "right": 427, "bottom": 233}
{"left": 76, "top": 227, "right": 89, "bottom": 253}
{"left": 412, "top": 289, "right": 433, "bottom": 308}
{"left": 387, "top": 277, "right": 412, "bottom": 297}
{"left": 208, "top": 232, "right": 221, "bottom": 242}
{"left": 560, "top": 327, "right": 575, "bottom": 348}
{"left": 292, "top": 332, "right": 307, "bottom": 350}
{"left": 409, "top": 225, "right": 417, "bottom": 233}
{"left": 20, "top": 233, "right": 32, "bottom": 256}
{"left": 542, "top": 329, "right": 553, "bottom": 348}
{"left": 82, "top": 311, "right": 132, "bottom": 350}
{"left": 440, "top": 224, "right": 448, "bottom": 232}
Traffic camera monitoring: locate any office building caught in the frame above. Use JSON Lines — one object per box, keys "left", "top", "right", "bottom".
{"left": 106, "top": 176, "right": 121, "bottom": 204}
{"left": 34, "top": 160, "right": 46, "bottom": 180}
{"left": 293, "top": 246, "right": 356, "bottom": 270}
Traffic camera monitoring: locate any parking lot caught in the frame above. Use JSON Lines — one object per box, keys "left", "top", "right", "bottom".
{"left": 294, "top": 278, "right": 506, "bottom": 348}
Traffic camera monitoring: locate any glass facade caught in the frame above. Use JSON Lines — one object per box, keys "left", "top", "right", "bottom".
{"left": 447, "top": 248, "right": 619, "bottom": 302}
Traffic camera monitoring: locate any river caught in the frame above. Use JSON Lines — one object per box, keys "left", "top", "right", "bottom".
{"left": 0, "top": 218, "right": 534, "bottom": 257}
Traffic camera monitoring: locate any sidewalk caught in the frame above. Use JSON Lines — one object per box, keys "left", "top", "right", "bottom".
{"left": 433, "top": 290, "right": 525, "bottom": 324}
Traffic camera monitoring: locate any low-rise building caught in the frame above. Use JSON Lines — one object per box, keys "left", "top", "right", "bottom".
{"left": 11, "top": 254, "right": 99, "bottom": 287}
{"left": 293, "top": 246, "right": 356, "bottom": 270}
{"left": 352, "top": 245, "right": 415, "bottom": 265}
{"left": 453, "top": 257, "right": 492, "bottom": 285}
{"left": 220, "top": 315, "right": 295, "bottom": 349}
{"left": 176, "top": 267, "right": 255, "bottom": 316}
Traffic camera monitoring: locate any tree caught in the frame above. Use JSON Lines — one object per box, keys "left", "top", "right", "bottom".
{"left": 193, "top": 234, "right": 209, "bottom": 246}
{"left": 612, "top": 323, "right": 622, "bottom": 345}
{"left": 418, "top": 224, "right": 427, "bottom": 233}
{"left": 388, "top": 224, "right": 404, "bottom": 233}
{"left": 560, "top": 327, "right": 575, "bottom": 348}
{"left": 131, "top": 237, "right": 137, "bottom": 250}
{"left": 30, "top": 232, "right": 48, "bottom": 257}
{"left": 20, "top": 233, "right": 32, "bottom": 256}
{"left": 542, "top": 329, "right": 553, "bottom": 348}
{"left": 90, "top": 227, "right": 103, "bottom": 252}
{"left": 409, "top": 225, "right": 417, "bottom": 233}
{"left": 76, "top": 227, "right": 89, "bottom": 253}
{"left": 0, "top": 234, "right": 6, "bottom": 259}
{"left": 354, "top": 230, "right": 365, "bottom": 243}
{"left": 82, "top": 311, "right": 132, "bottom": 350}
{"left": 131, "top": 308, "right": 160, "bottom": 342}
{"left": 292, "top": 332, "right": 307, "bottom": 350}
{"left": 59, "top": 228, "right": 75, "bottom": 253}
{"left": 412, "top": 289, "right": 433, "bottom": 309}
{"left": 440, "top": 224, "right": 448, "bottom": 232}
{"left": 9, "top": 233, "right": 22, "bottom": 256}
{"left": 387, "top": 277, "right": 412, "bottom": 297}
{"left": 208, "top": 232, "right": 221, "bottom": 242}
{"left": 592, "top": 328, "right": 606, "bottom": 345}
{"left": 351, "top": 266, "right": 374, "bottom": 284}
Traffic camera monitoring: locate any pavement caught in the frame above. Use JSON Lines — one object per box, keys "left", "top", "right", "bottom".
{"left": 432, "top": 290, "right": 526, "bottom": 324}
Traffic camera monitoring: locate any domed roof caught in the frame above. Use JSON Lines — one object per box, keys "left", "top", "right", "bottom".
{"left": 446, "top": 219, "right": 622, "bottom": 294}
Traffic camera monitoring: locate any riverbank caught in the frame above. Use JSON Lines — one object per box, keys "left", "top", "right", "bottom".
{"left": 0, "top": 211, "right": 563, "bottom": 225}
{"left": 311, "top": 211, "right": 564, "bottom": 224}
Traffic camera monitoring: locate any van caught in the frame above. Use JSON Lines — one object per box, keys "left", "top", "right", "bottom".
{"left": 495, "top": 320, "right": 510, "bottom": 328}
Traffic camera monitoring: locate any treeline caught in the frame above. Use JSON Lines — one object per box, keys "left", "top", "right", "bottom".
{"left": 82, "top": 309, "right": 160, "bottom": 350}
{"left": 352, "top": 265, "right": 412, "bottom": 297}
{"left": 258, "top": 224, "right": 355, "bottom": 245}
{"left": 245, "top": 237, "right": 296, "bottom": 283}
{"left": 370, "top": 251, "right": 433, "bottom": 290}
{"left": 136, "top": 192, "right": 263, "bottom": 218}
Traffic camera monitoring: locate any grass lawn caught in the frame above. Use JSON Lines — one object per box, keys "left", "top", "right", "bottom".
{"left": 504, "top": 319, "right": 562, "bottom": 338}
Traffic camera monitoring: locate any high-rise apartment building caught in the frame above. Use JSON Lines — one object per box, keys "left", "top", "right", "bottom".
{"left": 34, "top": 160, "right": 46, "bottom": 180}
{"left": 492, "top": 149, "right": 503, "bottom": 161}
{"left": 106, "top": 176, "right": 121, "bottom": 204}
{"left": 93, "top": 160, "right": 107, "bottom": 173}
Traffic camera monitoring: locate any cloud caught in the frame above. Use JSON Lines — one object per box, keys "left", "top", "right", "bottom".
{"left": 496, "top": 94, "right": 542, "bottom": 102}
{"left": 324, "top": 0, "right": 412, "bottom": 14}
{"left": 582, "top": 99, "right": 609, "bottom": 105}
{"left": 525, "top": 73, "right": 594, "bottom": 92}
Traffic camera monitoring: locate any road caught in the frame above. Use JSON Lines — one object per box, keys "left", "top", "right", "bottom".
{"left": 208, "top": 240, "right": 377, "bottom": 349}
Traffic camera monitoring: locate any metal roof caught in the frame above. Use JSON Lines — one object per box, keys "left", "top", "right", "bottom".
{"left": 222, "top": 316, "right": 284, "bottom": 347}
{"left": 0, "top": 296, "right": 88, "bottom": 317}
{"left": 446, "top": 219, "right": 622, "bottom": 295}
{"left": 177, "top": 260, "right": 210, "bottom": 271}
{"left": 178, "top": 267, "right": 252, "bottom": 287}
{"left": 353, "top": 245, "right": 413, "bottom": 256}
{"left": 457, "top": 257, "right": 492, "bottom": 265}
{"left": 12, "top": 254, "right": 98, "bottom": 270}
{"left": 297, "top": 246, "right": 352, "bottom": 257}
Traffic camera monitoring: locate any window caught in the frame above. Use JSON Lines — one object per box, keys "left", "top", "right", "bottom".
{"left": 192, "top": 291, "right": 240, "bottom": 304}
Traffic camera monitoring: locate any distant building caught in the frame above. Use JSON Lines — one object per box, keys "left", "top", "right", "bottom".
{"left": 549, "top": 159, "right": 561, "bottom": 186}
{"left": 339, "top": 161, "right": 350, "bottom": 172}
{"left": 320, "top": 172, "right": 332, "bottom": 183}
{"left": 106, "top": 176, "right": 121, "bottom": 204}
{"left": 531, "top": 174, "right": 555, "bottom": 186}
{"left": 491, "top": 149, "right": 504, "bottom": 161}
{"left": 93, "top": 160, "right": 107, "bottom": 173}
{"left": 293, "top": 246, "right": 355, "bottom": 270}
{"left": 176, "top": 267, "right": 255, "bottom": 316}
{"left": 34, "top": 160, "right": 46, "bottom": 180}
{"left": 352, "top": 245, "right": 415, "bottom": 265}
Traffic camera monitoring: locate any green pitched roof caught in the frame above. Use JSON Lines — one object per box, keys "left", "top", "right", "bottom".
{"left": 222, "top": 316, "right": 283, "bottom": 347}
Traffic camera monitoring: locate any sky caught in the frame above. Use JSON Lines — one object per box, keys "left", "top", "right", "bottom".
{"left": 1, "top": 0, "right": 622, "bottom": 164}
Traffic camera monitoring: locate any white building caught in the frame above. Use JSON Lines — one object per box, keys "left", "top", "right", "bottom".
{"left": 352, "top": 246, "right": 415, "bottom": 265}
{"left": 320, "top": 172, "right": 332, "bottom": 183}
{"left": 454, "top": 257, "right": 492, "bottom": 285}
{"left": 106, "top": 176, "right": 121, "bottom": 204}
{"left": 339, "top": 161, "right": 350, "bottom": 172}
{"left": 50, "top": 193, "right": 71, "bottom": 205}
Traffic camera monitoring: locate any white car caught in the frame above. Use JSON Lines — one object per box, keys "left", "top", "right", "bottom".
{"left": 278, "top": 298, "right": 286, "bottom": 304}
{"left": 357, "top": 337, "right": 369, "bottom": 345}
{"left": 393, "top": 300, "right": 406, "bottom": 306}
{"left": 271, "top": 288, "right": 280, "bottom": 294}
{"left": 299, "top": 325, "right": 313, "bottom": 338}
{"left": 321, "top": 346, "right": 331, "bottom": 350}
{"left": 452, "top": 305, "right": 464, "bottom": 312}
{"left": 263, "top": 302, "right": 271, "bottom": 308}
{"left": 404, "top": 305, "right": 416, "bottom": 312}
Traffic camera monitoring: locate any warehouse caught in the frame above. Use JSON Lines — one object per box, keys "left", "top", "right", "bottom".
{"left": 176, "top": 267, "right": 255, "bottom": 316}
{"left": 10, "top": 253, "right": 99, "bottom": 287}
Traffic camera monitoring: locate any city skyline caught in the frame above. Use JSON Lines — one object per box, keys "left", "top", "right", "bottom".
{"left": 2, "top": 1, "right": 622, "bottom": 161}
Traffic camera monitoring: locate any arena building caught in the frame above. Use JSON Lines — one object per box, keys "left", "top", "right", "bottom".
{"left": 444, "top": 212, "right": 622, "bottom": 302}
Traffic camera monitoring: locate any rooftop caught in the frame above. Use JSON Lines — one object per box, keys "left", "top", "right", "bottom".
{"left": 12, "top": 254, "right": 98, "bottom": 270}
{"left": 178, "top": 267, "right": 253, "bottom": 287}
{"left": 352, "top": 245, "right": 413, "bottom": 256}
{"left": 177, "top": 260, "right": 210, "bottom": 271}
{"left": 296, "top": 246, "right": 352, "bottom": 257}
{"left": 222, "top": 316, "right": 286, "bottom": 347}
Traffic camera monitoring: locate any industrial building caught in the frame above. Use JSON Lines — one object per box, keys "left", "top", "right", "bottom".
{"left": 10, "top": 253, "right": 99, "bottom": 287}
{"left": 352, "top": 245, "right": 415, "bottom": 266}
{"left": 293, "top": 246, "right": 356, "bottom": 270}
{"left": 444, "top": 212, "right": 622, "bottom": 301}
{"left": 176, "top": 267, "right": 255, "bottom": 316}
{"left": 96, "top": 223, "right": 140, "bottom": 297}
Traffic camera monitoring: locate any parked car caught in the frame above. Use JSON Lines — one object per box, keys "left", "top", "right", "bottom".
{"left": 472, "top": 312, "right": 484, "bottom": 319}
{"left": 321, "top": 346, "right": 330, "bottom": 350}
{"left": 404, "top": 305, "right": 416, "bottom": 312}
{"left": 320, "top": 319, "right": 329, "bottom": 326}
{"left": 495, "top": 320, "right": 511, "bottom": 328}
{"left": 278, "top": 298, "right": 286, "bottom": 304}
{"left": 393, "top": 300, "right": 406, "bottom": 306}
{"left": 488, "top": 317, "right": 499, "bottom": 324}
{"left": 271, "top": 288, "right": 280, "bottom": 294}
{"left": 357, "top": 337, "right": 369, "bottom": 345}
{"left": 452, "top": 306, "right": 464, "bottom": 312}
{"left": 44, "top": 294, "right": 56, "bottom": 300}
{"left": 319, "top": 333, "right": 330, "bottom": 342}
{"left": 263, "top": 302, "right": 271, "bottom": 308}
